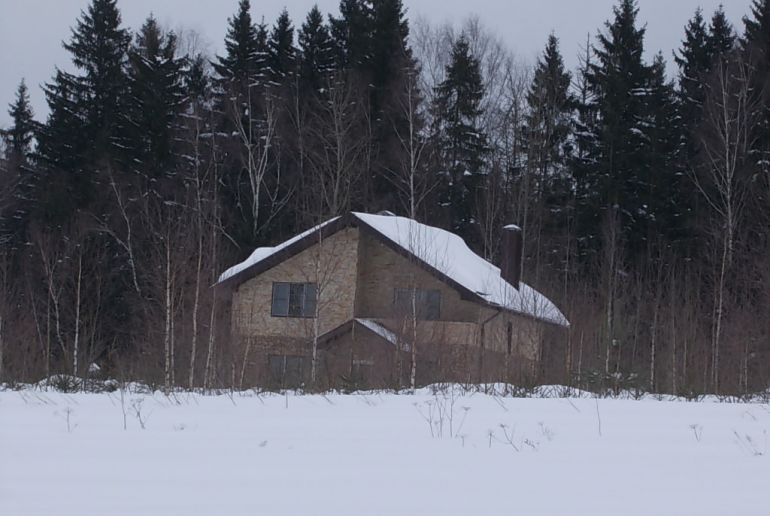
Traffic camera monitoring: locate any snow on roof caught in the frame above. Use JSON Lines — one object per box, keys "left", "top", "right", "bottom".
{"left": 218, "top": 217, "right": 341, "bottom": 283}
{"left": 219, "top": 212, "right": 569, "bottom": 327}
{"left": 353, "top": 213, "right": 568, "bottom": 327}
{"left": 355, "top": 318, "right": 410, "bottom": 351}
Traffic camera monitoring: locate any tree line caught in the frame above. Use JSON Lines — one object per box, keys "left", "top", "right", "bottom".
{"left": 0, "top": 0, "right": 769, "bottom": 394}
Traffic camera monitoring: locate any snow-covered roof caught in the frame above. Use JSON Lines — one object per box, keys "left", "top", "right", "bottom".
{"left": 219, "top": 217, "right": 341, "bottom": 283}
{"left": 353, "top": 213, "right": 568, "bottom": 327}
{"left": 218, "top": 212, "right": 569, "bottom": 327}
{"left": 355, "top": 318, "right": 410, "bottom": 351}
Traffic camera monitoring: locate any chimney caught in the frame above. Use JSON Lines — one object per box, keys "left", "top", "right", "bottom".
{"left": 500, "top": 225, "right": 522, "bottom": 289}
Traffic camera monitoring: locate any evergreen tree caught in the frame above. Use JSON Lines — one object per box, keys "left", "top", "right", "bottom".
{"left": 329, "top": 0, "right": 373, "bottom": 69}
{"left": 61, "top": 0, "right": 131, "bottom": 158}
{"left": 675, "top": 8, "right": 711, "bottom": 138}
{"left": 642, "top": 54, "right": 685, "bottom": 244}
{"left": 580, "top": 0, "right": 652, "bottom": 257}
{"left": 213, "top": 0, "right": 262, "bottom": 84}
{"left": 2, "top": 80, "right": 35, "bottom": 164}
{"left": 743, "top": 0, "right": 770, "bottom": 189}
{"left": 1, "top": 79, "right": 37, "bottom": 248}
{"left": 744, "top": 0, "right": 770, "bottom": 57}
{"left": 268, "top": 9, "right": 296, "bottom": 84}
{"left": 37, "top": 0, "right": 130, "bottom": 212}
{"left": 524, "top": 35, "right": 575, "bottom": 270}
{"left": 525, "top": 34, "right": 574, "bottom": 183}
{"left": 707, "top": 6, "right": 736, "bottom": 58}
{"left": 431, "top": 35, "right": 488, "bottom": 248}
{"left": 124, "top": 15, "right": 185, "bottom": 179}
{"left": 369, "top": 0, "right": 411, "bottom": 114}
{"left": 368, "top": 0, "right": 417, "bottom": 211}
{"left": 674, "top": 9, "right": 712, "bottom": 244}
{"left": 298, "top": 5, "right": 335, "bottom": 94}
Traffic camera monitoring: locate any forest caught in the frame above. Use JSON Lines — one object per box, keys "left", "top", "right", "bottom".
{"left": 0, "top": 0, "right": 769, "bottom": 395}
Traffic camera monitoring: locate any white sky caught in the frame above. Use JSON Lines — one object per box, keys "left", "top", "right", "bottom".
{"left": 0, "top": 0, "right": 754, "bottom": 128}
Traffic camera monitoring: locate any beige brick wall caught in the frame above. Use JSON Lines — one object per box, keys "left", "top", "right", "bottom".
{"left": 355, "top": 230, "right": 480, "bottom": 323}
{"left": 354, "top": 230, "right": 541, "bottom": 359}
{"left": 231, "top": 227, "right": 359, "bottom": 340}
{"left": 228, "top": 224, "right": 545, "bottom": 387}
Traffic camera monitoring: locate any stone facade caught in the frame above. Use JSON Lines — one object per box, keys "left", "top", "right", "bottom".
{"left": 227, "top": 224, "right": 546, "bottom": 388}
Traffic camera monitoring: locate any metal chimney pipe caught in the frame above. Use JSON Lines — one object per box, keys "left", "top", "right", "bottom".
{"left": 500, "top": 225, "right": 522, "bottom": 289}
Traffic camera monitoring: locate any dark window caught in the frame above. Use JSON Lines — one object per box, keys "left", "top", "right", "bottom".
{"left": 268, "top": 354, "right": 306, "bottom": 387}
{"left": 394, "top": 288, "right": 441, "bottom": 320}
{"left": 506, "top": 322, "right": 513, "bottom": 355}
{"left": 271, "top": 282, "right": 317, "bottom": 317}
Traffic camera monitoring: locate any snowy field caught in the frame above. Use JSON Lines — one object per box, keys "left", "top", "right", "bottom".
{"left": 2, "top": 386, "right": 769, "bottom": 516}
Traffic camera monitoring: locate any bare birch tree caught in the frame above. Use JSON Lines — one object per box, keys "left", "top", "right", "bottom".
{"left": 694, "top": 53, "right": 761, "bottom": 392}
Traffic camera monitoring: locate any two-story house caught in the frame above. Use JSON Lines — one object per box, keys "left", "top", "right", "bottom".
{"left": 217, "top": 212, "right": 569, "bottom": 389}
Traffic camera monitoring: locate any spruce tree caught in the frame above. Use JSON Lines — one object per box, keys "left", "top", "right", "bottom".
{"left": 37, "top": 0, "right": 130, "bottom": 212}
{"left": 370, "top": 0, "right": 411, "bottom": 114}
{"left": 431, "top": 35, "right": 488, "bottom": 249}
{"left": 61, "top": 0, "right": 131, "bottom": 158}
{"left": 675, "top": 8, "right": 711, "bottom": 138}
{"left": 643, "top": 54, "right": 685, "bottom": 244}
{"left": 213, "top": 0, "right": 261, "bottom": 84}
{"left": 744, "top": 0, "right": 770, "bottom": 57}
{"left": 581, "top": 0, "right": 652, "bottom": 257}
{"left": 329, "top": 0, "right": 373, "bottom": 70}
{"left": 525, "top": 34, "right": 574, "bottom": 183}
{"left": 298, "top": 5, "right": 335, "bottom": 94}
{"left": 368, "top": 0, "right": 417, "bottom": 211}
{"left": 707, "top": 6, "right": 736, "bottom": 58}
{"left": 2, "top": 80, "right": 35, "bottom": 164}
{"left": 124, "top": 15, "right": 185, "bottom": 179}
{"left": 268, "top": 9, "right": 296, "bottom": 84}
{"left": 674, "top": 9, "right": 712, "bottom": 244}
{"left": 524, "top": 35, "right": 575, "bottom": 270}
{"left": 743, "top": 0, "right": 770, "bottom": 209}
{"left": 1, "top": 79, "right": 37, "bottom": 248}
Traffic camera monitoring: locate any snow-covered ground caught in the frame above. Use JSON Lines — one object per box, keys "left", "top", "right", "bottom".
{"left": 2, "top": 386, "right": 769, "bottom": 515}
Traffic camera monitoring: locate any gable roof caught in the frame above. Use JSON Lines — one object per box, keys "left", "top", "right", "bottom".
{"left": 218, "top": 212, "right": 569, "bottom": 327}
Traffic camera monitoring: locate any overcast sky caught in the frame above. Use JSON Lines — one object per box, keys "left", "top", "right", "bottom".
{"left": 0, "top": 0, "right": 754, "bottom": 128}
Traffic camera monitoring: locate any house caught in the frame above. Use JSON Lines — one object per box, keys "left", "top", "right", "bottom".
{"left": 217, "top": 212, "right": 569, "bottom": 390}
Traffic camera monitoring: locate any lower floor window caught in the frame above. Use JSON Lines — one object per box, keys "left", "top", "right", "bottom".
{"left": 268, "top": 354, "right": 307, "bottom": 386}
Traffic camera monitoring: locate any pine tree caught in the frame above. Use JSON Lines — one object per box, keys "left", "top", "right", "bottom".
{"left": 124, "top": 15, "right": 185, "bottom": 178}
{"left": 431, "top": 35, "right": 488, "bottom": 248}
{"left": 298, "top": 5, "right": 335, "bottom": 94}
{"left": 268, "top": 9, "right": 296, "bottom": 84}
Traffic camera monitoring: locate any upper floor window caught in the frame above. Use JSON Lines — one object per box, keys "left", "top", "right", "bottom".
{"left": 393, "top": 288, "right": 441, "bottom": 321}
{"left": 271, "top": 282, "right": 317, "bottom": 318}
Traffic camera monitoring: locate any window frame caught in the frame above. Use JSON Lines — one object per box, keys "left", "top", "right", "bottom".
{"left": 393, "top": 287, "right": 442, "bottom": 321}
{"left": 271, "top": 282, "right": 318, "bottom": 318}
